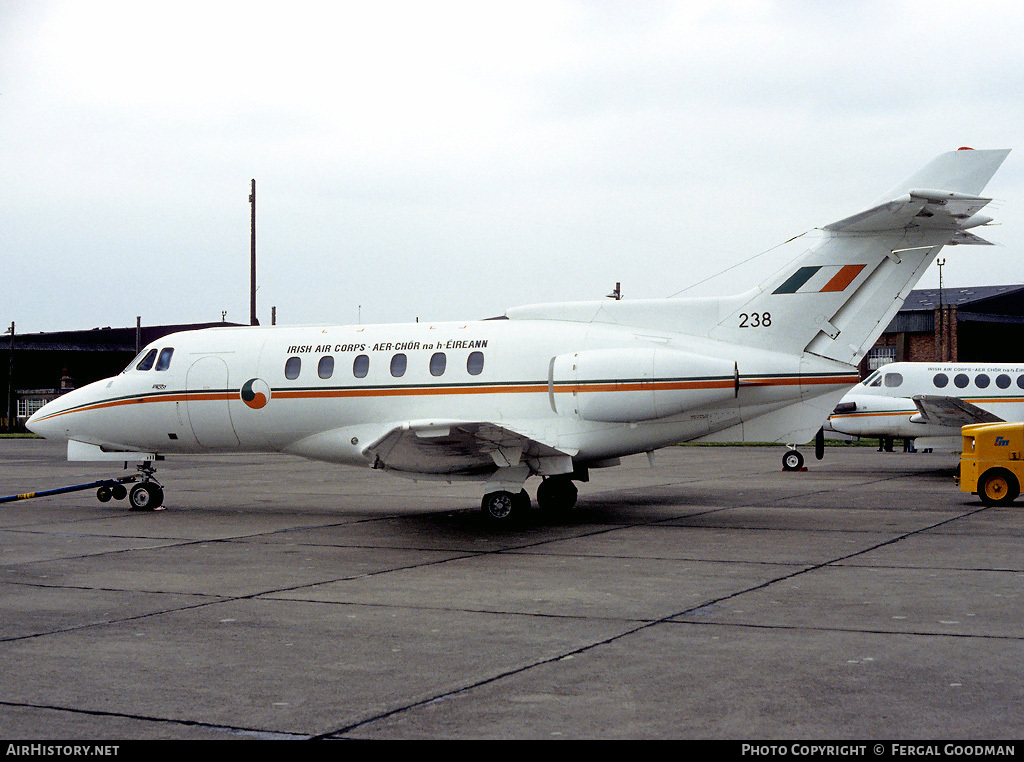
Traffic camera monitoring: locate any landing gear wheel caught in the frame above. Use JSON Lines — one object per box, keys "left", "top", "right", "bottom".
{"left": 782, "top": 450, "right": 804, "bottom": 471}
{"left": 128, "top": 482, "right": 164, "bottom": 511}
{"left": 536, "top": 476, "right": 578, "bottom": 514}
{"left": 979, "top": 469, "right": 1019, "bottom": 506}
{"left": 481, "top": 490, "right": 525, "bottom": 522}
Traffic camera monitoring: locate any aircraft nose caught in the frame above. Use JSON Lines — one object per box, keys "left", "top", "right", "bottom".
{"left": 26, "top": 398, "right": 67, "bottom": 440}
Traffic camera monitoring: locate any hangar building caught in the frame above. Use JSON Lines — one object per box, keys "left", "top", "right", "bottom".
{"left": 863, "top": 284, "right": 1024, "bottom": 372}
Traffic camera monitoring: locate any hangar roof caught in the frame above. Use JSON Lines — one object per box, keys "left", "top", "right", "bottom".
{"left": 6, "top": 322, "right": 245, "bottom": 352}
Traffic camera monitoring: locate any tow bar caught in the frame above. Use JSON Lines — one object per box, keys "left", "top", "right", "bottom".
{"left": 1, "top": 465, "right": 164, "bottom": 510}
{"left": 1, "top": 477, "right": 133, "bottom": 504}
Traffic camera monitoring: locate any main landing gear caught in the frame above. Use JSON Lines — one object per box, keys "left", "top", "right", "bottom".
{"left": 781, "top": 428, "right": 826, "bottom": 472}
{"left": 96, "top": 462, "right": 165, "bottom": 511}
{"left": 781, "top": 449, "right": 805, "bottom": 471}
{"left": 480, "top": 475, "right": 579, "bottom": 523}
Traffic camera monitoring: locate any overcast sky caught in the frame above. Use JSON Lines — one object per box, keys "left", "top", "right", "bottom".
{"left": 3, "top": 0, "right": 1023, "bottom": 334}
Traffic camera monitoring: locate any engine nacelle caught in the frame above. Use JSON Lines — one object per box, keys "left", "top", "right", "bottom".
{"left": 551, "top": 348, "right": 737, "bottom": 423}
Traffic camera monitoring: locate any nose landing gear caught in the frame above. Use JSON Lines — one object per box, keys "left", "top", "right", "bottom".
{"left": 97, "top": 462, "right": 165, "bottom": 511}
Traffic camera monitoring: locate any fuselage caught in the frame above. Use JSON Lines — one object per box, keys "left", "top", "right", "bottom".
{"left": 826, "top": 362, "right": 1024, "bottom": 447}
{"left": 27, "top": 316, "right": 857, "bottom": 476}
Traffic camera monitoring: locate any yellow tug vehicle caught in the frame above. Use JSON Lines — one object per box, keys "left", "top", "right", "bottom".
{"left": 959, "top": 422, "right": 1024, "bottom": 506}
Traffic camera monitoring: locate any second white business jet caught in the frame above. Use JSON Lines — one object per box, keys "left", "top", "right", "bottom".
{"left": 27, "top": 148, "right": 1011, "bottom": 520}
{"left": 826, "top": 362, "right": 1024, "bottom": 452}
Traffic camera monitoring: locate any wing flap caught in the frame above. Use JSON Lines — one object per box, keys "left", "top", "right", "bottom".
{"left": 365, "top": 420, "right": 577, "bottom": 476}
{"left": 911, "top": 395, "right": 1003, "bottom": 428}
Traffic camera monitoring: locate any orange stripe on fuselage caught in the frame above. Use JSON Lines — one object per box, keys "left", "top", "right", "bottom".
{"left": 742, "top": 375, "right": 859, "bottom": 387}
{"left": 276, "top": 384, "right": 550, "bottom": 399}
{"left": 30, "top": 392, "right": 233, "bottom": 422}
{"left": 829, "top": 410, "right": 915, "bottom": 420}
{"left": 33, "top": 375, "right": 858, "bottom": 421}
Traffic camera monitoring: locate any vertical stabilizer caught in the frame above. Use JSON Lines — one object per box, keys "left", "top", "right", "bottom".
{"left": 708, "top": 148, "right": 1010, "bottom": 366}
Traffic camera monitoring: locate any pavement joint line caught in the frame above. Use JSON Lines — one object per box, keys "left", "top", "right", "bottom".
{"left": 312, "top": 503, "right": 1006, "bottom": 738}
{"left": 0, "top": 504, "right": 996, "bottom": 644}
{"left": 661, "top": 619, "right": 1024, "bottom": 642}
{"left": 0, "top": 699, "right": 312, "bottom": 740}
{"left": 664, "top": 504, "right": 995, "bottom": 621}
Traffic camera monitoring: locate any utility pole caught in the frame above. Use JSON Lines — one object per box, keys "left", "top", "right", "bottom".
{"left": 249, "top": 179, "right": 258, "bottom": 326}
{"left": 6, "top": 322, "right": 14, "bottom": 432}
{"left": 937, "top": 257, "right": 946, "bottom": 361}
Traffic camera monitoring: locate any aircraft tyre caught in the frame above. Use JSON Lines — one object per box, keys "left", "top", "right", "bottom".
{"left": 782, "top": 450, "right": 804, "bottom": 471}
{"left": 978, "top": 469, "right": 1020, "bottom": 506}
{"left": 536, "top": 476, "right": 578, "bottom": 514}
{"left": 481, "top": 490, "right": 528, "bottom": 522}
{"left": 128, "top": 482, "right": 164, "bottom": 511}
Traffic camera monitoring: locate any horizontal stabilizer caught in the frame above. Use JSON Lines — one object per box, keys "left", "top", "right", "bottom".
{"left": 911, "top": 395, "right": 1003, "bottom": 428}
{"left": 948, "top": 230, "right": 995, "bottom": 246}
{"left": 824, "top": 190, "right": 992, "bottom": 233}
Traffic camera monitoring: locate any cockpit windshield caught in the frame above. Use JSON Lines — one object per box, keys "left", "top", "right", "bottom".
{"left": 123, "top": 347, "right": 174, "bottom": 373}
{"left": 122, "top": 351, "right": 148, "bottom": 374}
{"left": 135, "top": 348, "right": 158, "bottom": 371}
{"left": 861, "top": 370, "right": 882, "bottom": 387}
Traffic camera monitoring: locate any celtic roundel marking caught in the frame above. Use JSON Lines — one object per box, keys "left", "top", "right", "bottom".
{"left": 240, "top": 378, "right": 271, "bottom": 410}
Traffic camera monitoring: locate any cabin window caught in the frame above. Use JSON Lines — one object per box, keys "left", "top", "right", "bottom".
{"left": 390, "top": 353, "right": 407, "bottom": 377}
{"left": 975, "top": 373, "right": 990, "bottom": 389}
{"left": 932, "top": 373, "right": 949, "bottom": 388}
{"left": 353, "top": 354, "right": 369, "bottom": 378}
{"left": 883, "top": 372, "right": 903, "bottom": 388}
{"left": 1017, "top": 375, "right": 1024, "bottom": 390}
{"left": 318, "top": 356, "right": 335, "bottom": 379}
{"left": 285, "top": 356, "right": 301, "bottom": 380}
{"left": 467, "top": 351, "right": 484, "bottom": 376}
{"left": 954, "top": 373, "right": 969, "bottom": 389}
{"left": 136, "top": 348, "right": 158, "bottom": 371}
{"left": 155, "top": 348, "right": 174, "bottom": 371}
{"left": 863, "top": 370, "right": 881, "bottom": 387}
{"left": 996, "top": 374, "right": 1011, "bottom": 389}
{"left": 429, "top": 352, "right": 446, "bottom": 377}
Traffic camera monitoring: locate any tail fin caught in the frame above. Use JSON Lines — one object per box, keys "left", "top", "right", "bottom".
{"left": 708, "top": 148, "right": 1010, "bottom": 365}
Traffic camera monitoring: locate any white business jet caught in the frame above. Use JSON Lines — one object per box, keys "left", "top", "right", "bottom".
{"left": 826, "top": 362, "right": 1024, "bottom": 452}
{"left": 27, "top": 148, "right": 1010, "bottom": 520}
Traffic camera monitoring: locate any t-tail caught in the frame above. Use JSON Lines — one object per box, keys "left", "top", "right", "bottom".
{"left": 708, "top": 148, "right": 1010, "bottom": 366}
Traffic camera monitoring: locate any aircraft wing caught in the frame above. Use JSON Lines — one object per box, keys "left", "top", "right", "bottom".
{"left": 364, "top": 420, "right": 577, "bottom": 477}
{"left": 911, "top": 395, "right": 1003, "bottom": 428}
